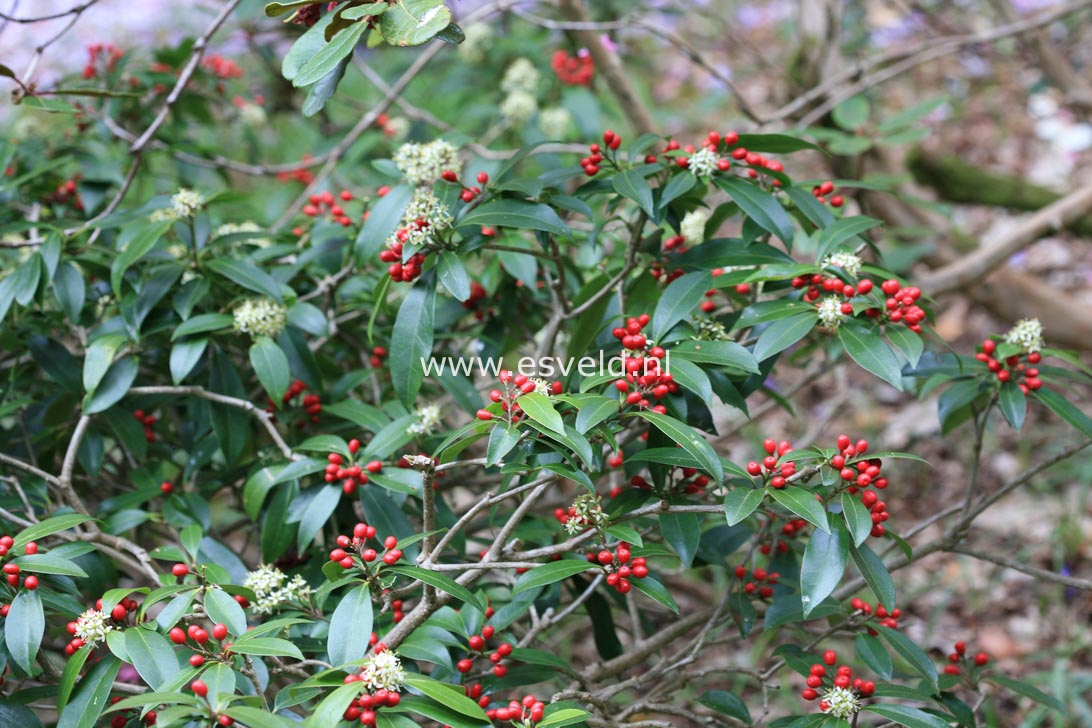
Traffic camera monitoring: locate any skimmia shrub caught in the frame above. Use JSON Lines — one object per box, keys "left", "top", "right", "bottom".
{"left": 0, "top": 3, "right": 1089, "bottom": 728}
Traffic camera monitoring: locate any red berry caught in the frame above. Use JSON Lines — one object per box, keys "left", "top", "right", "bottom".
{"left": 823, "top": 650, "right": 837, "bottom": 665}
{"left": 212, "top": 623, "right": 228, "bottom": 640}
{"left": 191, "top": 680, "right": 208, "bottom": 697}
{"left": 974, "top": 652, "right": 989, "bottom": 666}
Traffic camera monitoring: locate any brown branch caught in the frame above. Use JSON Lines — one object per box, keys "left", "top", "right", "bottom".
{"left": 921, "top": 182, "right": 1092, "bottom": 295}
{"left": 950, "top": 545, "right": 1092, "bottom": 590}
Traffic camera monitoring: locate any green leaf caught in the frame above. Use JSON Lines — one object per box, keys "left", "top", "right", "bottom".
{"left": 855, "top": 632, "right": 893, "bottom": 680}
{"left": 296, "top": 485, "right": 342, "bottom": 549}
{"left": 631, "top": 410, "right": 724, "bottom": 484}
{"left": 768, "top": 487, "right": 830, "bottom": 533}
{"left": 877, "top": 97, "right": 948, "bottom": 134}
{"left": 437, "top": 251, "right": 471, "bottom": 301}
{"left": 402, "top": 673, "right": 490, "bottom": 720}
{"left": 11, "top": 553, "right": 88, "bottom": 577}
{"left": 1033, "top": 387, "right": 1092, "bottom": 437}
{"left": 124, "top": 627, "right": 181, "bottom": 690}
{"left": 486, "top": 425, "right": 520, "bottom": 467}
{"left": 172, "top": 312, "right": 234, "bottom": 340}
{"left": 652, "top": 271, "right": 713, "bottom": 340}
{"left": 800, "top": 519, "right": 848, "bottom": 617}
{"left": 816, "top": 215, "right": 882, "bottom": 261}
{"left": 58, "top": 656, "right": 121, "bottom": 728}
{"left": 841, "top": 492, "right": 872, "bottom": 548}
{"left": 380, "top": 0, "right": 452, "bottom": 47}
{"left": 0, "top": 703, "right": 43, "bottom": 728}
{"left": 390, "top": 277, "right": 436, "bottom": 407}
{"left": 265, "top": 0, "right": 322, "bottom": 16}
{"left": 230, "top": 637, "right": 305, "bottom": 659}
{"left": 224, "top": 706, "right": 302, "bottom": 728}
{"left": 170, "top": 338, "right": 208, "bottom": 384}
{"left": 53, "top": 261, "right": 86, "bottom": 322}
{"left": 988, "top": 674, "right": 1065, "bottom": 714}
{"left": 250, "top": 337, "right": 291, "bottom": 404}
{"left": 839, "top": 321, "right": 903, "bottom": 390}
{"left": 698, "top": 690, "right": 752, "bottom": 724}
{"left": 111, "top": 221, "right": 170, "bottom": 294}
{"left": 13, "top": 514, "right": 92, "bottom": 552}
{"left": 58, "top": 645, "right": 93, "bottom": 711}
{"left": 512, "top": 560, "right": 594, "bottom": 594}
{"left": 886, "top": 325, "right": 924, "bottom": 369}
{"left": 388, "top": 565, "right": 485, "bottom": 611}
{"left": 306, "top": 683, "right": 364, "bottom": 728}
{"left": 998, "top": 381, "right": 1026, "bottom": 430}
{"left": 294, "top": 20, "right": 367, "bottom": 87}
{"left": 670, "top": 339, "right": 760, "bottom": 373}
{"left": 753, "top": 312, "right": 817, "bottom": 361}
{"left": 459, "top": 199, "right": 570, "bottom": 236}
{"left": 356, "top": 185, "right": 414, "bottom": 260}
{"left": 206, "top": 258, "right": 284, "bottom": 301}
{"left": 83, "top": 334, "right": 125, "bottom": 393}
{"left": 517, "top": 392, "right": 565, "bottom": 435}
{"left": 716, "top": 177, "right": 795, "bottom": 245}
{"left": 874, "top": 625, "right": 938, "bottom": 690}
{"left": 574, "top": 395, "right": 618, "bottom": 434}
{"left": 328, "top": 584, "right": 374, "bottom": 666}
{"left": 204, "top": 587, "right": 248, "bottom": 637}
{"left": 724, "top": 488, "right": 764, "bottom": 526}
{"left": 735, "top": 133, "right": 823, "bottom": 154}
{"left": 863, "top": 705, "right": 950, "bottom": 728}
{"left": 852, "top": 543, "right": 896, "bottom": 609}
{"left": 659, "top": 172, "right": 697, "bottom": 210}
{"left": 669, "top": 358, "right": 713, "bottom": 401}
{"left": 832, "top": 95, "right": 871, "bottom": 131}
{"left": 537, "top": 708, "right": 590, "bottom": 728}
{"left": 629, "top": 574, "right": 679, "bottom": 613}
{"left": 660, "top": 511, "right": 701, "bottom": 567}
{"left": 6, "top": 589, "right": 44, "bottom": 673}
{"left": 83, "top": 356, "right": 139, "bottom": 414}
{"left": 612, "top": 169, "right": 656, "bottom": 217}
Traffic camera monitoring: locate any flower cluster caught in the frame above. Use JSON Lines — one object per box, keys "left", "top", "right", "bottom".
{"left": 822, "top": 251, "right": 863, "bottom": 278}
{"left": 215, "top": 220, "right": 270, "bottom": 247}
{"left": 243, "top": 565, "right": 311, "bottom": 615}
{"left": 552, "top": 48, "right": 594, "bottom": 85}
{"left": 555, "top": 493, "right": 607, "bottom": 535}
{"left": 801, "top": 650, "right": 875, "bottom": 717}
{"left": 817, "top": 296, "right": 848, "bottom": 329}
{"left": 379, "top": 189, "right": 453, "bottom": 283}
{"left": 407, "top": 404, "right": 442, "bottom": 436}
{"left": 687, "top": 146, "right": 723, "bottom": 178}
{"left": 458, "top": 23, "right": 494, "bottom": 62}
{"left": 680, "top": 209, "right": 709, "bottom": 245}
{"left": 539, "top": 106, "right": 575, "bottom": 139}
{"left": 359, "top": 648, "right": 406, "bottom": 692}
{"left": 72, "top": 608, "right": 113, "bottom": 646}
{"left": 232, "top": 298, "right": 287, "bottom": 339}
{"left": 392, "top": 139, "right": 461, "bottom": 185}
{"left": 1004, "top": 318, "right": 1044, "bottom": 353}
{"left": 150, "top": 188, "right": 205, "bottom": 222}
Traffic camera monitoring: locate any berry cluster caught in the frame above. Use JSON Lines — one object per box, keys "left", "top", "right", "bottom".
{"left": 202, "top": 54, "right": 244, "bottom": 80}
{"left": 378, "top": 241, "right": 427, "bottom": 283}
{"left": 132, "top": 409, "right": 158, "bottom": 442}
{"left": 170, "top": 621, "right": 232, "bottom": 668}
{"left": 758, "top": 517, "right": 809, "bottom": 555}
{"left": 441, "top": 169, "right": 488, "bottom": 204}
{"left": 45, "top": 177, "right": 85, "bottom": 211}
{"left": 325, "top": 441, "right": 384, "bottom": 495}
{"left": 849, "top": 598, "right": 902, "bottom": 632}
{"left": 107, "top": 697, "right": 157, "bottom": 727}
{"left": 944, "top": 641, "right": 989, "bottom": 676}
{"left": 266, "top": 379, "right": 323, "bottom": 426}
{"left": 462, "top": 281, "right": 494, "bottom": 321}
{"left": 975, "top": 339, "right": 1043, "bottom": 391}
{"left": 277, "top": 154, "right": 318, "bottom": 186}
{"left": 579, "top": 130, "right": 622, "bottom": 176}
{"left": 791, "top": 272, "right": 872, "bottom": 304}
{"left": 0, "top": 537, "right": 41, "bottom": 592}
{"left": 585, "top": 542, "right": 648, "bottom": 594}
{"left": 628, "top": 464, "right": 713, "bottom": 497}
{"left": 876, "top": 279, "right": 926, "bottom": 332}
{"left": 476, "top": 371, "right": 563, "bottom": 422}
{"left": 552, "top": 48, "right": 594, "bottom": 86}
{"left": 61, "top": 595, "right": 139, "bottom": 654}
{"left": 303, "top": 189, "right": 358, "bottom": 227}
{"left": 810, "top": 180, "right": 845, "bottom": 208}
{"left": 734, "top": 565, "right": 780, "bottom": 599}
{"left": 341, "top": 685, "right": 402, "bottom": 725}
{"left": 610, "top": 315, "right": 676, "bottom": 412}
{"left": 329, "top": 523, "right": 403, "bottom": 569}
{"left": 82, "top": 42, "right": 123, "bottom": 79}
{"left": 456, "top": 624, "right": 514, "bottom": 678}
{"left": 368, "top": 345, "right": 388, "bottom": 369}
{"left": 745, "top": 438, "right": 797, "bottom": 488}
{"left": 486, "top": 694, "right": 547, "bottom": 725}
{"left": 830, "top": 435, "right": 891, "bottom": 538}
{"left": 801, "top": 651, "right": 875, "bottom": 719}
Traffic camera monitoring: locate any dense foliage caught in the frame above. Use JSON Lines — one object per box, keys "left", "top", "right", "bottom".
{"left": 0, "top": 2, "right": 1089, "bottom": 728}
